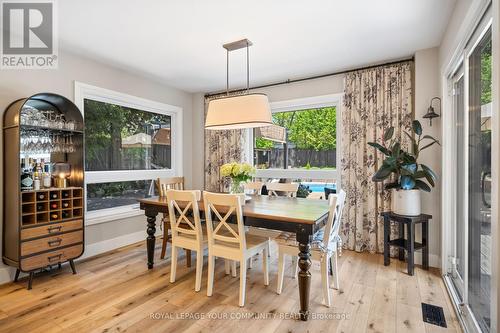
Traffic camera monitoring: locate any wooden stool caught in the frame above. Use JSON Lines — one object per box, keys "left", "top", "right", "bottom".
{"left": 381, "top": 212, "right": 431, "bottom": 275}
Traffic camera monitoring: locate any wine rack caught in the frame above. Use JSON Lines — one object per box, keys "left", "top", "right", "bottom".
{"left": 21, "top": 187, "right": 84, "bottom": 226}
{"left": 3, "top": 93, "right": 85, "bottom": 290}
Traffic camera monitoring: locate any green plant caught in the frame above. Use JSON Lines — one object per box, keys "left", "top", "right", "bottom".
{"left": 368, "top": 120, "right": 440, "bottom": 192}
{"left": 297, "top": 184, "right": 312, "bottom": 198}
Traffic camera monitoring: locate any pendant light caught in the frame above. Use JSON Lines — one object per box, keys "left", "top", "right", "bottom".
{"left": 205, "top": 39, "right": 272, "bottom": 130}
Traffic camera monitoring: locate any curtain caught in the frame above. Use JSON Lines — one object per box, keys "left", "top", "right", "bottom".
{"left": 204, "top": 93, "right": 250, "bottom": 192}
{"left": 340, "top": 62, "right": 413, "bottom": 253}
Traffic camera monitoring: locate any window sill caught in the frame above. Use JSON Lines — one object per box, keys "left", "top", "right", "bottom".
{"left": 85, "top": 205, "right": 145, "bottom": 226}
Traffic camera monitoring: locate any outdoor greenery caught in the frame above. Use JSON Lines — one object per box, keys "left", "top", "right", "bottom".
{"left": 368, "top": 120, "right": 440, "bottom": 192}
{"left": 481, "top": 39, "right": 492, "bottom": 105}
{"left": 255, "top": 107, "right": 336, "bottom": 151}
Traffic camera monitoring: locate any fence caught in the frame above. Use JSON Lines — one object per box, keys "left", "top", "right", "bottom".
{"left": 255, "top": 148, "right": 336, "bottom": 169}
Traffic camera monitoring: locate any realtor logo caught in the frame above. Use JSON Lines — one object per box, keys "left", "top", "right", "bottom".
{"left": 1, "top": 0, "right": 58, "bottom": 69}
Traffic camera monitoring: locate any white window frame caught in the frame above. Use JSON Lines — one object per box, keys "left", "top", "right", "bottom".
{"left": 74, "top": 82, "right": 183, "bottom": 225}
{"left": 250, "top": 93, "right": 342, "bottom": 185}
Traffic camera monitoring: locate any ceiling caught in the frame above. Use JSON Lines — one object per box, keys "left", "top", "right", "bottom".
{"left": 59, "top": 0, "right": 456, "bottom": 93}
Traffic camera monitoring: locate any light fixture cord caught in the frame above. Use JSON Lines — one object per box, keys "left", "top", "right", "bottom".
{"left": 246, "top": 42, "right": 250, "bottom": 94}
{"left": 226, "top": 49, "right": 229, "bottom": 96}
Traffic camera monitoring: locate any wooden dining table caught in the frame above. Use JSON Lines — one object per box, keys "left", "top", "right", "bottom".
{"left": 138, "top": 194, "right": 330, "bottom": 321}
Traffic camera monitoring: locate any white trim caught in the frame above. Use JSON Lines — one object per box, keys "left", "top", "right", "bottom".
{"left": 79, "top": 228, "right": 162, "bottom": 261}
{"left": 85, "top": 204, "right": 144, "bottom": 226}
{"left": 269, "top": 93, "right": 343, "bottom": 113}
{"left": 255, "top": 168, "right": 336, "bottom": 181}
{"left": 74, "top": 82, "right": 183, "bottom": 225}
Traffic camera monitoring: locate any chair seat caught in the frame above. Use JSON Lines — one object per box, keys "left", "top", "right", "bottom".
{"left": 174, "top": 227, "right": 208, "bottom": 243}
{"left": 214, "top": 233, "right": 269, "bottom": 250}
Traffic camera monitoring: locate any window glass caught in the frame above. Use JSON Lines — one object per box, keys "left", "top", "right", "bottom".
{"left": 86, "top": 180, "right": 152, "bottom": 211}
{"left": 84, "top": 99, "right": 171, "bottom": 172}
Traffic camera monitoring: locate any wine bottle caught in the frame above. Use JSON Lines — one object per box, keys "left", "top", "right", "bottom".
{"left": 51, "top": 192, "right": 58, "bottom": 199}
{"left": 37, "top": 204, "right": 44, "bottom": 211}
{"left": 51, "top": 213, "right": 58, "bottom": 220}
{"left": 62, "top": 202, "right": 69, "bottom": 208}
{"left": 38, "top": 193, "right": 45, "bottom": 200}
{"left": 21, "top": 159, "right": 33, "bottom": 191}
{"left": 50, "top": 203, "right": 58, "bottom": 209}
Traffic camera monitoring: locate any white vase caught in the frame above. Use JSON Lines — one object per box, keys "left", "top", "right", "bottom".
{"left": 391, "top": 189, "right": 421, "bottom": 216}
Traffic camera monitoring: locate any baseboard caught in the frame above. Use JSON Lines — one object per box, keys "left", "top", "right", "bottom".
{"left": 413, "top": 252, "right": 441, "bottom": 268}
{"left": 79, "top": 229, "right": 161, "bottom": 261}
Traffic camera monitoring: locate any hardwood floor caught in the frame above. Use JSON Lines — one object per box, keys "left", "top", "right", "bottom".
{"left": 0, "top": 241, "right": 462, "bottom": 333}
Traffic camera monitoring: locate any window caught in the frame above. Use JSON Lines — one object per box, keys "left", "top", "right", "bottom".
{"left": 254, "top": 106, "right": 337, "bottom": 170}
{"left": 75, "top": 82, "right": 183, "bottom": 224}
{"left": 251, "top": 94, "right": 341, "bottom": 195}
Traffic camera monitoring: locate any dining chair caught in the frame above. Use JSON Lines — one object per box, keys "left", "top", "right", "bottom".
{"left": 166, "top": 190, "right": 206, "bottom": 291}
{"left": 266, "top": 182, "right": 299, "bottom": 197}
{"left": 275, "top": 189, "right": 346, "bottom": 307}
{"left": 243, "top": 181, "right": 264, "bottom": 195}
{"left": 156, "top": 177, "right": 192, "bottom": 266}
{"left": 203, "top": 191, "right": 270, "bottom": 307}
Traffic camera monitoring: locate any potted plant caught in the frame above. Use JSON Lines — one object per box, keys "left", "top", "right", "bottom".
{"left": 368, "top": 120, "right": 439, "bottom": 216}
{"left": 220, "top": 162, "right": 255, "bottom": 194}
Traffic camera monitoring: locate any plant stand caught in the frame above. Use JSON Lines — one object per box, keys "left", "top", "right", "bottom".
{"left": 381, "top": 212, "right": 431, "bottom": 275}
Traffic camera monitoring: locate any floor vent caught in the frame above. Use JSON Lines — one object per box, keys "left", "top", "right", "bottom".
{"left": 421, "top": 303, "right": 447, "bottom": 328}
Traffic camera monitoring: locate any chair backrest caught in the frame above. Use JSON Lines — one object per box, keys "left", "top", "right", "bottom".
{"left": 243, "top": 181, "right": 264, "bottom": 195}
{"left": 166, "top": 190, "right": 203, "bottom": 242}
{"left": 203, "top": 191, "right": 246, "bottom": 251}
{"left": 266, "top": 182, "right": 299, "bottom": 197}
{"left": 157, "top": 177, "right": 184, "bottom": 196}
{"left": 322, "top": 189, "right": 346, "bottom": 247}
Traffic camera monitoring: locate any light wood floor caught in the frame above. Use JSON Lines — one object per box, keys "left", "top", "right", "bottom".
{"left": 0, "top": 241, "right": 462, "bottom": 333}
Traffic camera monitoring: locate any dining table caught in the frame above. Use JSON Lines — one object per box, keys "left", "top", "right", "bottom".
{"left": 138, "top": 194, "right": 330, "bottom": 321}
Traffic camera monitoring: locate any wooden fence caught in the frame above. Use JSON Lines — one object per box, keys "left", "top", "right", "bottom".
{"left": 255, "top": 148, "right": 336, "bottom": 169}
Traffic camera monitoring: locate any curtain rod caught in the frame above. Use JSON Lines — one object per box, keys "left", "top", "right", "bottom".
{"left": 205, "top": 56, "right": 414, "bottom": 98}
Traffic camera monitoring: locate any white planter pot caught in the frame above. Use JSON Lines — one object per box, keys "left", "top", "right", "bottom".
{"left": 391, "top": 189, "right": 421, "bottom": 216}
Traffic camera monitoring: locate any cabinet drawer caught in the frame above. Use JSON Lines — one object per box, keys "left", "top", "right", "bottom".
{"left": 21, "top": 230, "right": 83, "bottom": 256}
{"left": 20, "top": 244, "right": 83, "bottom": 271}
{"left": 21, "top": 219, "right": 82, "bottom": 240}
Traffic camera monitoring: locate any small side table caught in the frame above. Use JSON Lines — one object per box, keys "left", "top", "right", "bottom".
{"left": 381, "top": 212, "right": 431, "bottom": 275}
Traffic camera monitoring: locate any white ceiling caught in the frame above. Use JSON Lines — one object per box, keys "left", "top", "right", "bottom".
{"left": 59, "top": 0, "right": 456, "bottom": 93}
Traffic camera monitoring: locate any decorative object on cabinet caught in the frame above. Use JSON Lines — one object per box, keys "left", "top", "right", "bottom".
{"left": 3, "top": 93, "right": 85, "bottom": 289}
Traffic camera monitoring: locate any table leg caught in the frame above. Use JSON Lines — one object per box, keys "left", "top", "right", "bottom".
{"left": 296, "top": 228, "right": 312, "bottom": 321}
{"left": 145, "top": 210, "right": 158, "bottom": 269}
{"left": 384, "top": 216, "right": 390, "bottom": 266}
{"left": 407, "top": 222, "right": 415, "bottom": 276}
{"left": 422, "top": 220, "right": 429, "bottom": 270}
{"left": 398, "top": 222, "right": 404, "bottom": 261}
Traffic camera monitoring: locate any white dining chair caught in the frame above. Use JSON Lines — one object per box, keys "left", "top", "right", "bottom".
{"left": 203, "top": 191, "right": 270, "bottom": 307}
{"left": 243, "top": 181, "right": 264, "bottom": 195}
{"left": 266, "top": 182, "right": 299, "bottom": 197}
{"left": 166, "top": 189, "right": 206, "bottom": 292}
{"left": 275, "top": 189, "right": 346, "bottom": 307}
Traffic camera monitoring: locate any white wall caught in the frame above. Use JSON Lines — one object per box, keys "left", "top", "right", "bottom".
{"left": 414, "top": 48, "right": 442, "bottom": 268}
{"left": 0, "top": 50, "right": 194, "bottom": 283}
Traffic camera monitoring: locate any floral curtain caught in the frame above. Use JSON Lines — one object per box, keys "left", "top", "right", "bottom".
{"left": 204, "top": 92, "right": 250, "bottom": 192}
{"left": 340, "top": 62, "right": 413, "bottom": 253}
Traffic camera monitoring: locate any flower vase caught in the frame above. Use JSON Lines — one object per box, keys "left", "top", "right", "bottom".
{"left": 230, "top": 179, "right": 245, "bottom": 194}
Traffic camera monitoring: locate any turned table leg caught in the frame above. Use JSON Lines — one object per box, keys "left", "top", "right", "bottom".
{"left": 145, "top": 210, "right": 158, "bottom": 269}
{"left": 296, "top": 227, "right": 312, "bottom": 321}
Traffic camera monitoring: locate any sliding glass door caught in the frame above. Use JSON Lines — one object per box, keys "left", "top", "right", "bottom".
{"left": 467, "top": 26, "right": 492, "bottom": 333}
{"left": 446, "top": 11, "right": 492, "bottom": 333}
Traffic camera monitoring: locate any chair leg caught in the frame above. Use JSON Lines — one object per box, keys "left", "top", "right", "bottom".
{"left": 263, "top": 246, "right": 269, "bottom": 286}
{"left": 160, "top": 221, "right": 169, "bottom": 259}
{"left": 321, "top": 258, "right": 331, "bottom": 307}
{"left": 331, "top": 252, "right": 339, "bottom": 290}
{"left": 291, "top": 256, "right": 298, "bottom": 278}
{"left": 195, "top": 249, "right": 203, "bottom": 292}
{"left": 186, "top": 249, "right": 192, "bottom": 267}
{"left": 225, "top": 259, "right": 231, "bottom": 275}
{"left": 231, "top": 261, "right": 237, "bottom": 278}
{"left": 239, "top": 259, "right": 247, "bottom": 307}
{"left": 170, "top": 246, "right": 178, "bottom": 283}
{"left": 277, "top": 252, "right": 285, "bottom": 294}
{"left": 207, "top": 255, "right": 215, "bottom": 296}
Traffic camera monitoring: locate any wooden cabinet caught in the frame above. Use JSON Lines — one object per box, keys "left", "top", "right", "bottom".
{"left": 3, "top": 93, "right": 85, "bottom": 289}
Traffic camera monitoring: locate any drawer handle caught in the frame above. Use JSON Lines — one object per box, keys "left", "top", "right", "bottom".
{"left": 48, "top": 238, "right": 62, "bottom": 247}
{"left": 47, "top": 226, "right": 62, "bottom": 233}
{"left": 47, "top": 254, "right": 62, "bottom": 262}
